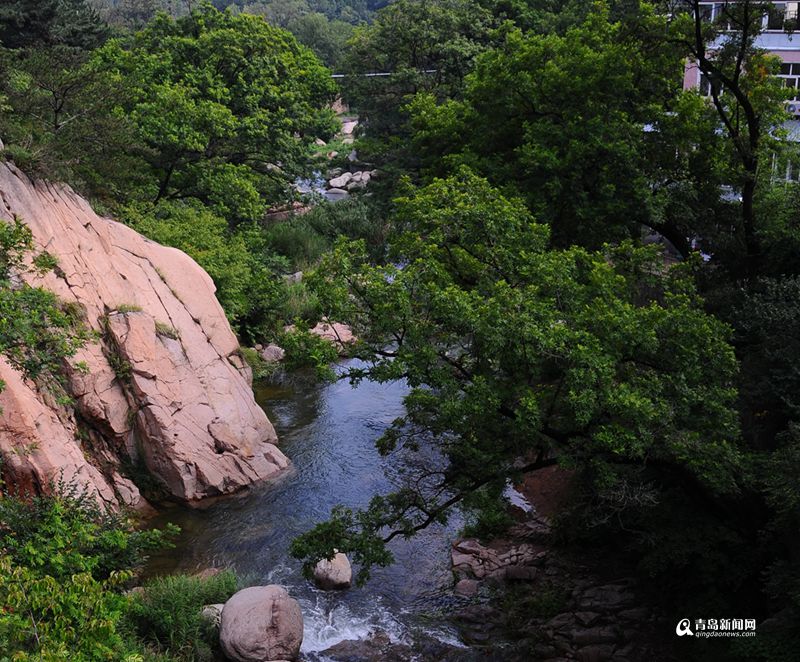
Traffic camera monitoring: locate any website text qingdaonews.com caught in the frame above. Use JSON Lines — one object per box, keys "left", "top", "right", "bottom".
{"left": 694, "top": 631, "right": 757, "bottom": 639}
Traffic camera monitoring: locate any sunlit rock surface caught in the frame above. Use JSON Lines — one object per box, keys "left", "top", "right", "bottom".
{"left": 0, "top": 162, "right": 287, "bottom": 507}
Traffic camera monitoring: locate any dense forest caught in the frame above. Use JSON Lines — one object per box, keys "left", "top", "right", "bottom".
{"left": 2, "top": 0, "right": 800, "bottom": 660}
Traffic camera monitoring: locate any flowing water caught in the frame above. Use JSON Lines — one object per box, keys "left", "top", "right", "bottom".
{"left": 145, "top": 361, "right": 465, "bottom": 655}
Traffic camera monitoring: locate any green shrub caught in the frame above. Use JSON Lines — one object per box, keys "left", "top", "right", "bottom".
{"left": 32, "top": 250, "right": 59, "bottom": 273}
{"left": 240, "top": 346, "right": 278, "bottom": 381}
{"left": 0, "top": 557, "right": 136, "bottom": 661}
{"left": 280, "top": 327, "right": 339, "bottom": 380}
{"left": 496, "top": 581, "right": 570, "bottom": 636}
{"left": 124, "top": 571, "right": 239, "bottom": 661}
{"left": 0, "top": 216, "right": 88, "bottom": 391}
{"left": 304, "top": 198, "right": 387, "bottom": 260}
{"left": 154, "top": 321, "right": 179, "bottom": 340}
{"left": 0, "top": 484, "right": 177, "bottom": 661}
{"left": 262, "top": 217, "right": 330, "bottom": 268}
{"left": 281, "top": 280, "right": 321, "bottom": 323}
{"left": 0, "top": 482, "right": 175, "bottom": 582}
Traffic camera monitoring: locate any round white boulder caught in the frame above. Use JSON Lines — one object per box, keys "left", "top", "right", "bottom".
{"left": 219, "top": 586, "right": 303, "bottom": 661}
{"left": 313, "top": 552, "right": 353, "bottom": 590}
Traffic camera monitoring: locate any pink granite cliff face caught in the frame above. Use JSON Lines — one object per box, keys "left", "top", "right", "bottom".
{"left": 0, "top": 162, "right": 288, "bottom": 509}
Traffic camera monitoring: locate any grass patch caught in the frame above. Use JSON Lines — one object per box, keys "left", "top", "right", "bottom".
{"left": 281, "top": 280, "right": 320, "bottom": 323}
{"left": 155, "top": 321, "right": 180, "bottom": 340}
{"left": 117, "top": 303, "right": 143, "bottom": 314}
{"left": 262, "top": 218, "right": 330, "bottom": 269}
{"left": 123, "top": 571, "right": 239, "bottom": 662}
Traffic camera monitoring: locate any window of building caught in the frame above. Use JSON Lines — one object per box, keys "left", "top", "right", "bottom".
{"left": 699, "top": 2, "right": 726, "bottom": 25}
{"left": 779, "top": 63, "right": 800, "bottom": 101}
{"left": 767, "top": 3, "right": 788, "bottom": 30}
{"left": 697, "top": 2, "right": 741, "bottom": 31}
{"left": 773, "top": 151, "right": 800, "bottom": 182}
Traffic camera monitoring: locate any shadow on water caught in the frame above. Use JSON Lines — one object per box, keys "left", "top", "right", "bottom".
{"left": 145, "top": 360, "right": 465, "bottom": 653}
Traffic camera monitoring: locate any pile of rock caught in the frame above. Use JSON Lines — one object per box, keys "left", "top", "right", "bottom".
{"left": 450, "top": 518, "right": 665, "bottom": 662}
{"left": 452, "top": 538, "right": 544, "bottom": 594}
{"left": 326, "top": 169, "right": 378, "bottom": 198}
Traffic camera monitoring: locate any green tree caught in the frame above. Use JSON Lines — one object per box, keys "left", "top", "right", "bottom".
{"left": 0, "top": 0, "right": 108, "bottom": 50}
{"left": 667, "top": 0, "right": 788, "bottom": 275}
{"left": 98, "top": 4, "right": 338, "bottom": 221}
{"left": 407, "top": 4, "right": 693, "bottom": 249}
{"left": 340, "top": 0, "right": 500, "bottom": 139}
{"left": 242, "top": 0, "right": 311, "bottom": 27}
{"left": 287, "top": 12, "right": 354, "bottom": 69}
{"left": 0, "top": 47, "right": 138, "bottom": 189}
{"left": 292, "top": 170, "right": 741, "bottom": 581}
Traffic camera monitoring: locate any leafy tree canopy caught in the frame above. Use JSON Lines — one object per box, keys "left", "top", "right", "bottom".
{"left": 97, "top": 3, "right": 338, "bottom": 221}
{"left": 407, "top": 4, "right": 691, "bottom": 249}
{"left": 0, "top": 0, "right": 109, "bottom": 50}
{"left": 293, "top": 169, "right": 742, "bottom": 581}
{"left": 340, "top": 0, "right": 502, "bottom": 139}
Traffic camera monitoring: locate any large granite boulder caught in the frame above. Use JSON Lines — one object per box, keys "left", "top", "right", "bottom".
{"left": 260, "top": 344, "right": 286, "bottom": 363}
{"left": 0, "top": 161, "right": 288, "bottom": 506}
{"left": 329, "top": 172, "right": 352, "bottom": 189}
{"left": 220, "top": 586, "right": 303, "bottom": 661}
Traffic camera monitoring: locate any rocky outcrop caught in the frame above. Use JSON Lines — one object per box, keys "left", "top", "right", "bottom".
{"left": 450, "top": 492, "right": 666, "bottom": 661}
{"left": 312, "top": 551, "right": 352, "bottom": 590}
{"left": 219, "top": 585, "right": 303, "bottom": 661}
{"left": 260, "top": 344, "right": 286, "bottom": 363}
{"left": 310, "top": 321, "right": 356, "bottom": 355}
{"left": 0, "top": 162, "right": 288, "bottom": 507}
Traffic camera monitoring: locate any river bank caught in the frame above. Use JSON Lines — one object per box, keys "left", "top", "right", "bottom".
{"left": 448, "top": 478, "right": 678, "bottom": 661}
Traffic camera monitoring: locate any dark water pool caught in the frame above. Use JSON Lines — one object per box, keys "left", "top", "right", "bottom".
{"left": 145, "top": 361, "right": 465, "bottom": 654}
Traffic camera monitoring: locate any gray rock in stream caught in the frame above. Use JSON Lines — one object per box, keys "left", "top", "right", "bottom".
{"left": 313, "top": 551, "right": 352, "bottom": 590}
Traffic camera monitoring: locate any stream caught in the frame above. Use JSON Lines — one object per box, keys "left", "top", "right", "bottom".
{"left": 145, "top": 360, "right": 466, "bottom": 656}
